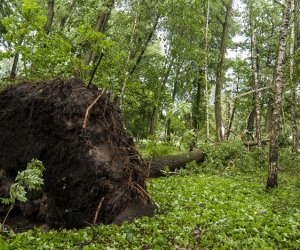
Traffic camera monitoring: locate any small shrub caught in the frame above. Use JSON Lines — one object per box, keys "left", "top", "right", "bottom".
{"left": 199, "top": 141, "right": 269, "bottom": 174}
{"left": 137, "top": 139, "right": 179, "bottom": 158}
{"left": 0, "top": 159, "right": 45, "bottom": 232}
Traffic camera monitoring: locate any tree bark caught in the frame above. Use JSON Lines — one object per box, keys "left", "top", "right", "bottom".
{"left": 246, "top": 107, "right": 255, "bottom": 134}
{"left": 10, "top": 52, "right": 20, "bottom": 81}
{"left": 204, "top": 0, "right": 210, "bottom": 142}
{"left": 214, "top": 0, "right": 233, "bottom": 142}
{"left": 267, "top": 0, "right": 291, "bottom": 189}
{"left": 10, "top": 36, "right": 24, "bottom": 81}
{"left": 44, "top": 0, "right": 55, "bottom": 34}
{"left": 192, "top": 75, "right": 202, "bottom": 131}
{"left": 120, "top": 2, "right": 140, "bottom": 106}
{"left": 166, "top": 61, "right": 182, "bottom": 141}
{"left": 83, "top": 0, "right": 114, "bottom": 66}
{"left": 250, "top": 20, "right": 262, "bottom": 147}
{"left": 149, "top": 58, "right": 174, "bottom": 135}
{"left": 226, "top": 100, "right": 236, "bottom": 140}
{"left": 146, "top": 150, "right": 205, "bottom": 178}
{"left": 128, "top": 14, "right": 160, "bottom": 77}
{"left": 59, "top": 0, "right": 76, "bottom": 31}
{"left": 289, "top": 0, "right": 298, "bottom": 152}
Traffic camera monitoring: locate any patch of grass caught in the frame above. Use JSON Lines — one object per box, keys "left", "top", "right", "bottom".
{"left": 1, "top": 170, "right": 300, "bottom": 249}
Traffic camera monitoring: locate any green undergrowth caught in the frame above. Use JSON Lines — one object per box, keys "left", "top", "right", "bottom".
{"left": 1, "top": 142, "right": 300, "bottom": 249}
{"left": 137, "top": 140, "right": 180, "bottom": 158}
{"left": 1, "top": 173, "right": 300, "bottom": 249}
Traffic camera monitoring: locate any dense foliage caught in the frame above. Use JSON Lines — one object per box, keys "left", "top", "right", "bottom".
{"left": 1, "top": 0, "right": 298, "bottom": 142}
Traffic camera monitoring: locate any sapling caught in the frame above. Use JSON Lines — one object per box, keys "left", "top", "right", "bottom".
{"left": 0, "top": 159, "right": 45, "bottom": 231}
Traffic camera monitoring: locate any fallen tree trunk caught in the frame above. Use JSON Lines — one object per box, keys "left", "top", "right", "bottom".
{"left": 146, "top": 150, "right": 205, "bottom": 178}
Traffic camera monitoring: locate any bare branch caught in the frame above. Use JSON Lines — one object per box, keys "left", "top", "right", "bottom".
{"left": 233, "top": 86, "right": 271, "bottom": 100}
{"left": 274, "top": 0, "right": 285, "bottom": 7}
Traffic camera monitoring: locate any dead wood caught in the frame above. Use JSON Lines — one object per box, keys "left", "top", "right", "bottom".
{"left": 146, "top": 150, "right": 205, "bottom": 178}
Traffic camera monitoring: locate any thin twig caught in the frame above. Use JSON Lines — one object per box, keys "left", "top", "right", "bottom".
{"left": 0, "top": 204, "right": 14, "bottom": 232}
{"left": 93, "top": 197, "right": 104, "bottom": 225}
{"left": 82, "top": 90, "right": 105, "bottom": 129}
{"left": 274, "top": 0, "right": 285, "bottom": 7}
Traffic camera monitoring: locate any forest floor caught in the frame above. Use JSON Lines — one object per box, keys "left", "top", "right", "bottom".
{"left": 1, "top": 165, "right": 299, "bottom": 249}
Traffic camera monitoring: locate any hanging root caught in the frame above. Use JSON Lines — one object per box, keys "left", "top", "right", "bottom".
{"left": 83, "top": 90, "right": 105, "bottom": 129}
{"left": 128, "top": 180, "right": 154, "bottom": 205}
{"left": 93, "top": 197, "right": 105, "bottom": 225}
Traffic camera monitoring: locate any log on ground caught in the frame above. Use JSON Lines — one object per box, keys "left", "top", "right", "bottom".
{"left": 146, "top": 150, "right": 205, "bottom": 178}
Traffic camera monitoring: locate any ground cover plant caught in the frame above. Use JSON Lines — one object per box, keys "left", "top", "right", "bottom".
{"left": 1, "top": 143, "right": 299, "bottom": 249}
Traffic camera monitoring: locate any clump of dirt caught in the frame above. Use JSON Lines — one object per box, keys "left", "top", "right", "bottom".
{"left": 0, "top": 78, "right": 155, "bottom": 229}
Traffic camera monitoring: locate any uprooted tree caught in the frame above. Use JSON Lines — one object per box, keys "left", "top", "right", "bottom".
{"left": 0, "top": 78, "right": 156, "bottom": 229}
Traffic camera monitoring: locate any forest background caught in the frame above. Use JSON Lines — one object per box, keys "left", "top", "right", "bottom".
{"left": 1, "top": 0, "right": 300, "bottom": 248}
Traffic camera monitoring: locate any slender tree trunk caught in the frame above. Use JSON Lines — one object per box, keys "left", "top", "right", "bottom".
{"left": 128, "top": 14, "right": 160, "bottom": 76}
{"left": 226, "top": 101, "right": 236, "bottom": 139}
{"left": 10, "top": 36, "right": 24, "bottom": 81}
{"left": 83, "top": 0, "right": 114, "bottom": 66}
{"left": 204, "top": 0, "right": 210, "bottom": 142}
{"left": 250, "top": 23, "right": 262, "bottom": 147}
{"left": 267, "top": 0, "right": 291, "bottom": 189}
{"left": 265, "top": 24, "right": 277, "bottom": 134}
{"left": 214, "top": 0, "right": 233, "bottom": 142}
{"left": 166, "top": 62, "right": 181, "bottom": 141}
{"left": 192, "top": 75, "right": 202, "bottom": 131}
{"left": 44, "top": 0, "right": 55, "bottom": 34}
{"left": 120, "top": 2, "right": 140, "bottom": 107}
{"left": 150, "top": 58, "right": 174, "bottom": 135}
{"left": 246, "top": 106, "right": 255, "bottom": 134}
{"left": 150, "top": 107, "right": 158, "bottom": 136}
{"left": 59, "top": 0, "right": 76, "bottom": 31}
{"left": 290, "top": 0, "right": 298, "bottom": 152}
{"left": 10, "top": 53, "right": 20, "bottom": 81}
{"left": 120, "top": 13, "right": 160, "bottom": 107}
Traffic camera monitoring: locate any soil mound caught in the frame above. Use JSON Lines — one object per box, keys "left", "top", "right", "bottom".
{"left": 0, "top": 78, "right": 154, "bottom": 229}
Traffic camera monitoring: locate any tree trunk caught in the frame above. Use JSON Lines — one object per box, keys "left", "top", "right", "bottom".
{"left": 250, "top": 19, "right": 262, "bottom": 147}
{"left": 59, "top": 0, "right": 76, "bottom": 31}
{"left": 83, "top": 0, "right": 114, "bottom": 66}
{"left": 246, "top": 107, "right": 255, "bottom": 134}
{"left": 149, "top": 106, "right": 158, "bottom": 136}
{"left": 166, "top": 61, "right": 181, "bottom": 141}
{"left": 226, "top": 100, "right": 236, "bottom": 140}
{"left": 120, "top": 2, "right": 140, "bottom": 106}
{"left": 204, "top": 0, "right": 210, "bottom": 142}
{"left": 214, "top": 0, "right": 233, "bottom": 142}
{"left": 10, "top": 53, "right": 20, "bottom": 81}
{"left": 10, "top": 36, "right": 24, "bottom": 81}
{"left": 146, "top": 150, "right": 205, "bottom": 178}
{"left": 289, "top": 0, "right": 298, "bottom": 153}
{"left": 149, "top": 58, "right": 174, "bottom": 135}
{"left": 192, "top": 75, "right": 202, "bottom": 131}
{"left": 128, "top": 14, "right": 160, "bottom": 77}
{"left": 267, "top": 0, "right": 291, "bottom": 189}
{"left": 44, "top": 0, "right": 55, "bottom": 34}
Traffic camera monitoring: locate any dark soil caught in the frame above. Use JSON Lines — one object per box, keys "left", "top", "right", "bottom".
{"left": 0, "top": 78, "right": 155, "bottom": 230}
